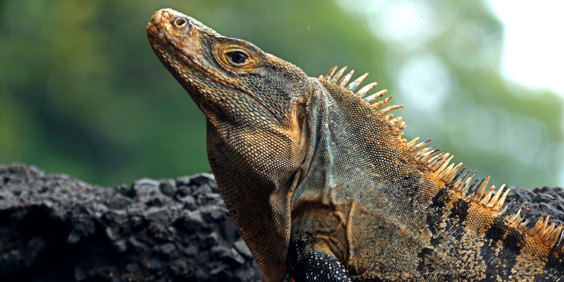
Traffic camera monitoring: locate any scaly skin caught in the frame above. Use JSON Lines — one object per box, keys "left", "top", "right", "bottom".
{"left": 147, "top": 8, "right": 564, "bottom": 281}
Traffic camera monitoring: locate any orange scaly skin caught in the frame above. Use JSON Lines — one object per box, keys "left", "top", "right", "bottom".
{"left": 147, "top": 8, "right": 564, "bottom": 281}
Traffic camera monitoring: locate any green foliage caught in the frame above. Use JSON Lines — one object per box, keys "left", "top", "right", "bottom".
{"left": 0, "top": 0, "right": 562, "bottom": 187}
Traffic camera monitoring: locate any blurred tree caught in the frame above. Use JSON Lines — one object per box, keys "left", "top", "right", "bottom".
{"left": 0, "top": 0, "right": 562, "bottom": 187}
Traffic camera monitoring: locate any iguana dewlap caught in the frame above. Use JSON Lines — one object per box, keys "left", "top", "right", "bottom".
{"left": 147, "top": 8, "right": 564, "bottom": 281}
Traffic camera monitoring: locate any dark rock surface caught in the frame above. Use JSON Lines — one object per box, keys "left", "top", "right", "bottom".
{"left": 506, "top": 185, "right": 564, "bottom": 226}
{"left": 1, "top": 164, "right": 563, "bottom": 281}
{"left": 0, "top": 164, "right": 261, "bottom": 281}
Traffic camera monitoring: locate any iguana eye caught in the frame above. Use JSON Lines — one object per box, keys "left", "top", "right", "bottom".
{"left": 214, "top": 46, "right": 256, "bottom": 70}
{"left": 226, "top": 51, "right": 248, "bottom": 66}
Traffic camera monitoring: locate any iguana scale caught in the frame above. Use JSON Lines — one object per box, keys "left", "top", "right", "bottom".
{"left": 146, "top": 8, "right": 564, "bottom": 281}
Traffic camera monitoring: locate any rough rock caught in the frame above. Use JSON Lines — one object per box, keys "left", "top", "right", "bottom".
{"left": 505, "top": 185, "right": 564, "bottom": 226}
{"left": 0, "top": 164, "right": 260, "bottom": 281}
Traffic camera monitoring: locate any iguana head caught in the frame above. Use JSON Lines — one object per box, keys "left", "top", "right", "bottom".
{"left": 147, "top": 9, "right": 310, "bottom": 171}
{"left": 147, "top": 9, "right": 312, "bottom": 281}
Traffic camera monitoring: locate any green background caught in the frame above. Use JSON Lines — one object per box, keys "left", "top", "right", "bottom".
{"left": 1, "top": 0, "right": 562, "bottom": 188}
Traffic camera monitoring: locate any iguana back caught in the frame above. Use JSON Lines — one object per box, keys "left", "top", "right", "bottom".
{"left": 146, "top": 8, "right": 564, "bottom": 281}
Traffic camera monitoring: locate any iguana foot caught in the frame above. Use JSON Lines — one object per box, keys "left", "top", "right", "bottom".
{"left": 289, "top": 231, "right": 352, "bottom": 282}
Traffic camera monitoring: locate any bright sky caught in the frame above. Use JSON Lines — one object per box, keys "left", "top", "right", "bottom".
{"left": 487, "top": 1, "right": 564, "bottom": 184}
{"left": 487, "top": 0, "right": 564, "bottom": 97}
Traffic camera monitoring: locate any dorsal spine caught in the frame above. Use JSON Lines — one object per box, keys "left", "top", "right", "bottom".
{"left": 321, "top": 65, "right": 564, "bottom": 251}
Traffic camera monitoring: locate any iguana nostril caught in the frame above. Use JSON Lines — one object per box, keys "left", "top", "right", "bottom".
{"left": 173, "top": 17, "right": 187, "bottom": 28}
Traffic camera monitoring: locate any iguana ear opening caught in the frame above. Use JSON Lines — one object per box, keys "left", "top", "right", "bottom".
{"left": 291, "top": 98, "right": 308, "bottom": 149}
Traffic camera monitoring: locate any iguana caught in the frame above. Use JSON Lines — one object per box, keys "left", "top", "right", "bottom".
{"left": 146, "top": 8, "right": 564, "bottom": 281}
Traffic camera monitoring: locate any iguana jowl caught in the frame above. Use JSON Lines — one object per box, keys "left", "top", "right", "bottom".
{"left": 147, "top": 8, "right": 564, "bottom": 281}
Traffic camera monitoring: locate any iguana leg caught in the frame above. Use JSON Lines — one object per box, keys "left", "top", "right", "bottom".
{"left": 288, "top": 231, "right": 352, "bottom": 282}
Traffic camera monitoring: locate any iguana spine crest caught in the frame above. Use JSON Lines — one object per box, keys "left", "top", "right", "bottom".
{"left": 323, "top": 65, "right": 564, "bottom": 252}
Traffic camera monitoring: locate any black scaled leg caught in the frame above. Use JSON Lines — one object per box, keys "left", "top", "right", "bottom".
{"left": 288, "top": 231, "right": 353, "bottom": 282}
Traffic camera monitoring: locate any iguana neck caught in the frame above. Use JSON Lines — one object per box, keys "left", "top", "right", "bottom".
{"left": 290, "top": 78, "right": 442, "bottom": 274}
{"left": 294, "top": 78, "right": 435, "bottom": 211}
{"left": 206, "top": 118, "right": 300, "bottom": 282}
